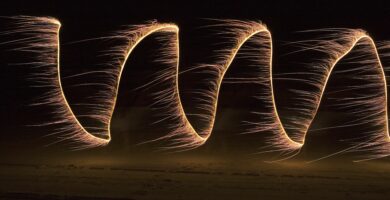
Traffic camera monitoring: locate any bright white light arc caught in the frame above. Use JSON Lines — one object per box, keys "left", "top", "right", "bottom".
{"left": 4, "top": 16, "right": 390, "bottom": 162}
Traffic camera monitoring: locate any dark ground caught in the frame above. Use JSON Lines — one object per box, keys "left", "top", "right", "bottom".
{"left": 1, "top": 153, "right": 390, "bottom": 200}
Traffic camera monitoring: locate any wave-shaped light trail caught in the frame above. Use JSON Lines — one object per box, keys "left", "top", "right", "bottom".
{"left": 3, "top": 16, "right": 390, "bottom": 162}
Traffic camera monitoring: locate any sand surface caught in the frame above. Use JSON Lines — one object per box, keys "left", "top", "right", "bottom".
{"left": 1, "top": 155, "right": 389, "bottom": 200}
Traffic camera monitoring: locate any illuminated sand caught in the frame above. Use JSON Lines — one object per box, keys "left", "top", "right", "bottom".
{"left": 0, "top": 154, "right": 390, "bottom": 200}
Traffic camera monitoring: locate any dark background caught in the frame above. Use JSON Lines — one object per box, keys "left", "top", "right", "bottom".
{"left": 1, "top": 0, "right": 390, "bottom": 160}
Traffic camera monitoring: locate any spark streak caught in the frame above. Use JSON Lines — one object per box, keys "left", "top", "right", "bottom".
{"left": 2, "top": 16, "right": 390, "bottom": 161}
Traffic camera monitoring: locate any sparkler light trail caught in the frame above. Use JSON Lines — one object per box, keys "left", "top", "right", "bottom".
{"left": 2, "top": 16, "right": 390, "bottom": 162}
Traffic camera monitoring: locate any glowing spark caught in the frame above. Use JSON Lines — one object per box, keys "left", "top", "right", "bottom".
{"left": 2, "top": 16, "right": 390, "bottom": 161}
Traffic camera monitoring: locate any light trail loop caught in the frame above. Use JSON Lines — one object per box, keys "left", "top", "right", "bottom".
{"left": 3, "top": 16, "right": 390, "bottom": 161}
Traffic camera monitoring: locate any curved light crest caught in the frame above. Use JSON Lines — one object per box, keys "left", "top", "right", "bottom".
{"left": 2, "top": 16, "right": 390, "bottom": 161}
